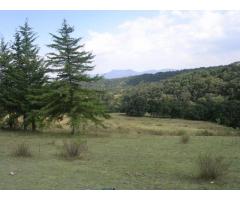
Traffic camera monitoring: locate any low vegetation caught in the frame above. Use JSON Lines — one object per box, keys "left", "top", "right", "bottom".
{"left": 197, "top": 153, "right": 230, "bottom": 180}
{"left": 0, "top": 114, "right": 239, "bottom": 189}
{"left": 13, "top": 143, "right": 32, "bottom": 157}
{"left": 60, "top": 140, "right": 87, "bottom": 159}
{"left": 180, "top": 134, "right": 190, "bottom": 144}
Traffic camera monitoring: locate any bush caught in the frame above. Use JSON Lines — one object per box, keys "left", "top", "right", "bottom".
{"left": 197, "top": 153, "right": 229, "bottom": 180}
{"left": 13, "top": 143, "right": 32, "bottom": 157}
{"left": 60, "top": 140, "right": 87, "bottom": 159}
{"left": 178, "top": 130, "right": 186, "bottom": 136}
{"left": 180, "top": 134, "right": 190, "bottom": 144}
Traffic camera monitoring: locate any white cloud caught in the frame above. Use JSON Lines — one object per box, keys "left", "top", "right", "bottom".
{"left": 85, "top": 11, "right": 240, "bottom": 74}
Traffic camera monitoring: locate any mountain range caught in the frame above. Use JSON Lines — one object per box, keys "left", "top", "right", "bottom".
{"left": 102, "top": 68, "right": 174, "bottom": 79}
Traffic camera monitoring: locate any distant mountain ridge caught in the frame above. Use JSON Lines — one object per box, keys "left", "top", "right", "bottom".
{"left": 94, "top": 62, "right": 240, "bottom": 92}
{"left": 103, "top": 68, "right": 174, "bottom": 79}
{"left": 103, "top": 70, "right": 139, "bottom": 79}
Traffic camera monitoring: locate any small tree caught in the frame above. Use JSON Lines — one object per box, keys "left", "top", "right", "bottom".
{"left": 43, "top": 20, "right": 108, "bottom": 134}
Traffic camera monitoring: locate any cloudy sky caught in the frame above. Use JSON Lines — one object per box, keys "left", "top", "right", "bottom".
{"left": 1, "top": 11, "right": 240, "bottom": 74}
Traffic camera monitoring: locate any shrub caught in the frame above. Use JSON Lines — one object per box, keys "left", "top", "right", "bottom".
{"left": 180, "top": 134, "right": 190, "bottom": 144}
{"left": 60, "top": 140, "right": 87, "bottom": 159}
{"left": 178, "top": 130, "right": 186, "bottom": 136}
{"left": 13, "top": 143, "right": 32, "bottom": 157}
{"left": 197, "top": 153, "right": 229, "bottom": 180}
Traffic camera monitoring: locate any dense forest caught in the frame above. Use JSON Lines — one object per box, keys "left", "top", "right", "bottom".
{"left": 101, "top": 63, "right": 240, "bottom": 128}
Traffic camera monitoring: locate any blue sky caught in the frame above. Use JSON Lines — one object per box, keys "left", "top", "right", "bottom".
{"left": 0, "top": 11, "right": 159, "bottom": 36}
{"left": 0, "top": 11, "right": 158, "bottom": 52}
{"left": 1, "top": 11, "right": 240, "bottom": 74}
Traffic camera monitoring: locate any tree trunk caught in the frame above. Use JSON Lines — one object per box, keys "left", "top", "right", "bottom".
{"left": 71, "top": 125, "right": 75, "bottom": 135}
{"left": 32, "top": 118, "right": 36, "bottom": 132}
{"left": 69, "top": 87, "right": 75, "bottom": 135}
{"left": 9, "top": 120, "right": 13, "bottom": 129}
{"left": 23, "top": 114, "right": 27, "bottom": 131}
{"left": 8, "top": 114, "right": 14, "bottom": 129}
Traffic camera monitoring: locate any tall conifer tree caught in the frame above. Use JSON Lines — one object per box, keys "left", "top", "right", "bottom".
{"left": 43, "top": 20, "right": 108, "bottom": 134}
{"left": 11, "top": 21, "right": 47, "bottom": 131}
{"left": 0, "top": 39, "right": 22, "bottom": 128}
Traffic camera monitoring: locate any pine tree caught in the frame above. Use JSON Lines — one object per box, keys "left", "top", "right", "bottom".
{"left": 0, "top": 39, "right": 20, "bottom": 128}
{"left": 0, "top": 39, "right": 12, "bottom": 121}
{"left": 11, "top": 22, "right": 47, "bottom": 131}
{"left": 43, "top": 20, "right": 108, "bottom": 134}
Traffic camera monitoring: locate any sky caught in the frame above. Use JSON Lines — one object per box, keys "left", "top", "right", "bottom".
{"left": 1, "top": 10, "right": 240, "bottom": 74}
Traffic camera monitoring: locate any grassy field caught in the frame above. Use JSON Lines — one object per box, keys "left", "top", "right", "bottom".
{"left": 0, "top": 113, "right": 239, "bottom": 189}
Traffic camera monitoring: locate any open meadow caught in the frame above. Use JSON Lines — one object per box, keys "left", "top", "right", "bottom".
{"left": 1, "top": 12, "right": 240, "bottom": 192}
{"left": 0, "top": 113, "right": 239, "bottom": 189}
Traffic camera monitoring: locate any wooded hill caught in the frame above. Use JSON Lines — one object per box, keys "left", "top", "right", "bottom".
{"left": 96, "top": 69, "right": 184, "bottom": 91}
{"left": 101, "top": 62, "right": 240, "bottom": 128}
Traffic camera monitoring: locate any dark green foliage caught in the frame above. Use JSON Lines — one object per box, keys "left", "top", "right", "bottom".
{"left": 0, "top": 22, "right": 47, "bottom": 131}
{"left": 121, "top": 92, "right": 147, "bottom": 116}
{"left": 42, "top": 20, "right": 109, "bottom": 134}
{"left": 12, "top": 22, "right": 46, "bottom": 131}
{"left": 0, "top": 20, "right": 108, "bottom": 133}
{"left": 0, "top": 38, "right": 26, "bottom": 129}
{"left": 218, "top": 100, "right": 240, "bottom": 128}
{"left": 16, "top": 22, "right": 47, "bottom": 131}
{"left": 120, "top": 63, "right": 240, "bottom": 128}
{"left": 126, "top": 70, "right": 184, "bottom": 86}
{"left": 101, "top": 92, "right": 122, "bottom": 112}
{"left": 0, "top": 39, "right": 13, "bottom": 124}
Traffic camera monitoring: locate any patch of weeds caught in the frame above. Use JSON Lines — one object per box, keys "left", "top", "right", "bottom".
{"left": 197, "top": 153, "right": 230, "bottom": 180}
{"left": 60, "top": 139, "right": 87, "bottom": 160}
{"left": 180, "top": 134, "right": 190, "bottom": 144}
{"left": 13, "top": 143, "right": 32, "bottom": 157}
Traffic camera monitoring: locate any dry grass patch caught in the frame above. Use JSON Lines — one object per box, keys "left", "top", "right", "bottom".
{"left": 60, "top": 139, "right": 87, "bottom": 160}
{"left": 13, "top": 142, "right": 32, "bottom": 157}
{"left": 197, "top": 153, "right": 230, "bottom": 180}
{"left": 198, "top": 130, "right": 214, "bottom": 136}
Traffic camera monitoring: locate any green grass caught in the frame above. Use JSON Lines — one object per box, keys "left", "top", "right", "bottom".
{"left": 0, "top": 113, "right": 239, "bottom": 189}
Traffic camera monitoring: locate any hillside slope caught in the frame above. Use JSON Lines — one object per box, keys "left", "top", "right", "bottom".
{"left": 120, "top": 62, "right": 240, "bottom": 128}
{"left": 97, "top": 68, "right": 186, "bottom": 91}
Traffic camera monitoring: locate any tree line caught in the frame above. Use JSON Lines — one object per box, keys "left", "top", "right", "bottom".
{"left": 0, "top": 20, "right": 108, "bottom": 134}
{"left": 120, "top": 63, "right": 240, "bottom": 128}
